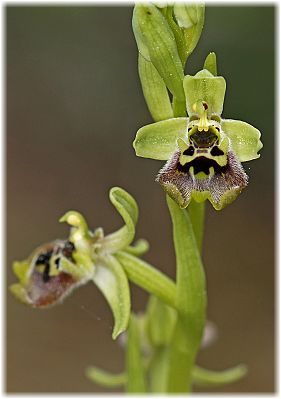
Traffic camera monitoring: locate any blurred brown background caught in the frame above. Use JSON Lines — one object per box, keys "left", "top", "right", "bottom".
{"left": 6, "top": 5, "right": 275, "bottom": 393}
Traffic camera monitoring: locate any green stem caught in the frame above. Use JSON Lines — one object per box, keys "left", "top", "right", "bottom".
{"left": 166, "top": 196, "right": 207, "bottom": 392}
{"left": 188, "top": 200, "right": 205, "bottom": 251}
{"left": 126, "top": 314, "right": 147, "bottom": 393}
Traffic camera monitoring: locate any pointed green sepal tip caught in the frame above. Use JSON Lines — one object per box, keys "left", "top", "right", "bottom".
{"left": 9, "top": 283, "right": 31, "bottom": 305}
{"left": 203, "top": 52, "right": 217, "bottom": 76}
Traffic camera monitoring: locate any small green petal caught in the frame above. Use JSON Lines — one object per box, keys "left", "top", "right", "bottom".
{"left": 133, "top": 118, "right": 188, "bottom": 160}
{"left": 12, "top": 261, "right": 30, "bottom": 285}
{"left": 59, "top": 211, "right": 93, "bottom": 258}
{"left": 132, "top": 4, "right": 185, "bottom": 101}
{"left": 203, "top": 52, "right": 217, "bottom": 76}
{"left": 138, "top": 53, "right": 173, "bottom": 122}
{"left": 192, "top": 364, "right": 247, "bottom": 387}
{"left": 93, "top": 254, "right": 131, "bottom": 340}
{"left": 59, "top": 210, "right": 89, "bottom": 237}
{"left": 221, "top": 119, "right": 263, "bottom": 162}
{"left": 102, "top": 187, "right": 138, "bottom": 253}
{"left": 59, "top": 256, "right": 93, "bottom": 280}
{"left": 125, "top": 239, "right": 150, "bottom": 257}
{"left": 183, "top": 70, "right": 226, "bottom": 117}
{"left": 9, "top": 284, "right": 30, "bottom": 305}
{"left": 86, "top": 366, "right": 127, "bottom": 388}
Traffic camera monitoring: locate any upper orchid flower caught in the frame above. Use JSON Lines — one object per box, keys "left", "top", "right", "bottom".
{"left": 133, "top": 67, "right": 262, "bottom": 210}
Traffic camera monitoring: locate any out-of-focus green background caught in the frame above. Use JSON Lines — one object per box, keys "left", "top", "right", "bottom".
{"left": 6, "top": 5, "right": 275, "bottom": 393}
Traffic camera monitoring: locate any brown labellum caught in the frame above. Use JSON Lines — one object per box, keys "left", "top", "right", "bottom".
{"left": 25, "top": 240, "right": 85, "bottom": 308}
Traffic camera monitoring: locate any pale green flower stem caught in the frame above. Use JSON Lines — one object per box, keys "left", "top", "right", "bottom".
{"left": 118, "top": 199, "right": 206, "bottom": 393}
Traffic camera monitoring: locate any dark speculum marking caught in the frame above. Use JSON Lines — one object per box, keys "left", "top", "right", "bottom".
{"left": 183, "top": 146, "right": 195, "bottom": 156}
{"left": 177, "top": 156, "right": 226, "bottom": 176}
{"left": 62, "top": 241, "right": 76, "bottom": 261}
{"left": 210, "top": 146, "right": 224, "bottom": 156}
{"left": 190, "top": 129, "right": 218, "bottom": 148}
{"left": 42, "top": 264, "right": 50, "bottom": 283}
{"left": 34, "top": 240, "right": 76, "bottom": 283}
{"left": 35, "top": 251, "right": 52, "bottom": 266}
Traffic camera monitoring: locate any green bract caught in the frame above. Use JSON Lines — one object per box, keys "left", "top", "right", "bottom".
{"left": 133, "top": 64, "right": 262, "bottom": 210}
{"left": 10, "top": 187, "right": 147, "bottom": 340}
{"left": 133, "top": 4, "right": 205, "bottom": 121}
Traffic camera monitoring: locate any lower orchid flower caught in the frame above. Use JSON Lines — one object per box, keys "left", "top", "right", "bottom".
{"left": 133, "top": 67, "right": 262, "bottom": 210}
{"left": 10, "top": 187, "right": 149, "bottom": 340}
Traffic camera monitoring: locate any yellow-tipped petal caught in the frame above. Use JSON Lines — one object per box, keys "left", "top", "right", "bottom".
{"left": 12, "top": 261, "right": 30, "bottom": 285}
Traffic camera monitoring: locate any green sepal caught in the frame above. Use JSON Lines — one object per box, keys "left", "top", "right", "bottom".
{"left": 188, "top": 200, "right": 205, "bottom": 252}
{"left": 203, "top": 52, "right": 217, "bottom": 76}
{"left": 86, "top": 366, "right": 126, "bottom": 388}
{"left": 146, "top": 295, "right": 176, "bottom": 347}
{"left": 102, "top": 187, "right": 138, "bottom": 253}
{"left": 138, "top": 53, "right": 173, "bottom": 122}
{"left": 222, "top": 119, "right": 263, "bottom": 162}
{"left": 192, "top": 364, "right": 247, "bottom": 387}
{"left": 92, "top": 254, "right": 131, "bottom": 340}
{"left": 9, "top": 283, "right": 30, "bottom": 305}
{"left": 133, "top": 117, "right": 188, "bottom": 160}
{"left": 12, "top": 261, "right": 30, "bottom": 285}
{"left": 124, "top": 239, "right": 149, "bottom": 257}
{"left": 183, "top": 70, "right": 226, "bottom": 116}
{"left": 132, "top": 4, "right": 185, "bottom": 101}
{"left": 115, "top": 251, "right": 176, "bottom": 309}
{"left": 126, "top": 314, "right": 147, "bottom": 393}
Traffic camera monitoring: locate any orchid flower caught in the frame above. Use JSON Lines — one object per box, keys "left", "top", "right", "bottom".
{"left": 133, "top": 68, "right": 262, "bottom": 210}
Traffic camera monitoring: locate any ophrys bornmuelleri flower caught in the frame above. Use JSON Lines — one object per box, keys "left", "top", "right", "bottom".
{"left": 10, "top": 187, "right": 149, "bottom": 339}
{"left": 133, "top": 68, "right": 262, "bottom": 210}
